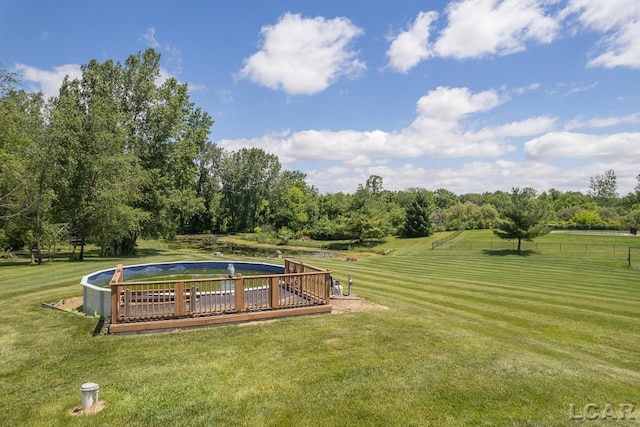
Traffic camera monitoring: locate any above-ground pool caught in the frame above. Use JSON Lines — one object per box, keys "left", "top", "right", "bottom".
{"left": 81, "top": 261, "right": 285, "bottom": 317}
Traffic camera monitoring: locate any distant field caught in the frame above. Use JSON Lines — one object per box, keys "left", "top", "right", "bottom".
{"left": 1, "top": 232, "right": 638, "bottom": 426}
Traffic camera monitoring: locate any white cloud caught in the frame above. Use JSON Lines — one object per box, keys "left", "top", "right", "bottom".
{"left": 564, "top": 112, "right": 640, "bottom": 130}
{"left": 140, "top": 28, "right": 183, "bottom": 82}
{"left": 524, "top": 131, "right": 640, "bottom": 160}
{"left": 434, "top": 0, "right": 560, "bottom": 59}
{"left": 561, "top": 81, "right": 598, "bottom": 96}
{"left": 304, "top": 160, "right": 569, "bottom": 194}
{"left": 564, "top": 0, "right": 640, "bottom": 68}
{"left": 513, "top": 83, "right": 541, "bottom": 94}
{"left": 237, "top": 13, "right": 365, "bottom": 95}
{"left": 384, "top": 0, "right": 640, "bottom": 71}
{"left": 303, "top": 156, "right": 640, "bottom": 195}
{"left": 218, "top": 86, "right": 554, "bottom": 165}
{"left": 141, "top": 27, "right": 161, "bottom": 49}
{"left": 12, "top": 63, "right": 82, "bottom": 99}
{"left": 386, "top": 11, "right": 438, "bottom": 73}
{"left": 413, "top": 86, "right": 502, "bottom": 121}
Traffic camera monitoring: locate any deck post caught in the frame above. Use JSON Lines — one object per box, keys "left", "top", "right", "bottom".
{"left": 325, "top": 273, "right": 331, "bottom": 303}
{"left": 110, "top": 284, "right": 120, "bottom": 323}
{"left": 175, "top": 282, "right": 185, "bottom": 317}
{"left": 109, "top": 264, "right": 124, "bottom": 323}
{"left": 269, "top": 276, "right": 279, "bottom": 309}
{"left": 234, "top": 275, "right": 244, "bottom": 312}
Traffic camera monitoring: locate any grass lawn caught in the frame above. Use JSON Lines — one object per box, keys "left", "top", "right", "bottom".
{"left": 1, "top": 232, "right": 639, "bottom": 426}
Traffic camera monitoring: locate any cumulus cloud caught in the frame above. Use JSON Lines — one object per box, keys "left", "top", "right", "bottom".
{"left": 434, "top": 0, "right": 560, "bottom": 59}
{"left": 304, "top": 155, "right": 640, "bottom": 195}
{"left": 413, "top": 86, "right": 502, "bottom": 121}
{"left": 386, "top": 11, "right": 438, "bottom": 73}
{"left": 384, "top": 1, "right": 560, "bottom": 72}
{"left": 524, "top": 131, "right": 640, "bottom": 160}
{"left": 237, "top": 13, "right": 366, "bottom": 95}
{"left": 564, "top": 0, "right": 640, "bottom": 68}
{"left": 12, "top": 63, "right": 82, "bottom": 99}
{"left": 384, "top": 1, "right": 640, "bottom": 72}
{"left": 218, "top": 86, "right": 555, "bottom": 165}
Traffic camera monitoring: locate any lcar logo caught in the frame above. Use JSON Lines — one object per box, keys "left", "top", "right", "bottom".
{"left": 570, "top": 403, "right": 636, "bottom": 421}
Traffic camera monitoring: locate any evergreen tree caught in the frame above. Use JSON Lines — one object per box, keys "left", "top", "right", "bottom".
{"left": 401, "top": 193, "right": 433, "bottom": 237}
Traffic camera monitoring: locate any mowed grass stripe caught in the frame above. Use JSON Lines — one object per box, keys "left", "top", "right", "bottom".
{"left": 326, "top": 254, "right": 638, "bottom": 307}
{"left": 334, "top": 280, "right": 640, "bottom": 383}
{"left": 320, "top": 246, "right": 640, "bottom": 380}
{"left": 334, "top": 257, "right": 639, "bottom": 336}
{"left": 360, "top": 251, "right": 637, "bottom": 300}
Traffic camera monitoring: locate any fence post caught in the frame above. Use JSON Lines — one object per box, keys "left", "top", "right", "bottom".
{"left": 234, "top": 275, "right": 244, "bottom": 312}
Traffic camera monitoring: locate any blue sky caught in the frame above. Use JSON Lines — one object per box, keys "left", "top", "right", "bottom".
{"left": 2, "top": 0, "right": 639, "bottom": 195}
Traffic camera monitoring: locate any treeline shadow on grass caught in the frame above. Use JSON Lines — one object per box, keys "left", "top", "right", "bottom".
{"left": 482, "top": 249, "right": 536, "bottom": 257}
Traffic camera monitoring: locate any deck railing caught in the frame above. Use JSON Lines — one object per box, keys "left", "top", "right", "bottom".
{"left": 110, "top": 260, "right": 330, "bottom": 325}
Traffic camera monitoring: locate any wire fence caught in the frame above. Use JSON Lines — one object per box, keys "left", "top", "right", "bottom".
{"left": 431, "top": 229, "right": 464, "bottom": 250}
{"left": 434, "top": 241, "right": 632, "bottom": 255}
{"left": 550, "top": 229, "right": 634, "bottom": 236}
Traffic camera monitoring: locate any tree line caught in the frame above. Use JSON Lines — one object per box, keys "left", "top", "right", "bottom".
{"left": 2, "top": 50, "right": 640, "bottom": 262}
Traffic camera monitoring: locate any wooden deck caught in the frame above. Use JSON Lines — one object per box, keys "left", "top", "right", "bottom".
{"left": 108, "top": 259, "right": 331, "bottom": 333}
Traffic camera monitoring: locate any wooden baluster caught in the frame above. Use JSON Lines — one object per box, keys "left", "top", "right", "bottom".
{"left": 190, "top": 285, "right": 198, "bottom": 316}
{"left": 124, "top": 288, "right": 131, "bottom": 319}
{"left": 175, "top": 281, "right": 185, "bottom": 317}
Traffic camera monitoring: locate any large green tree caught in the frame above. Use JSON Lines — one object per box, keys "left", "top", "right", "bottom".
{"left": 493, "top": 187, "right": 551, "bottom": 254}
{"left": 47, "top": 49, "right": 212, "bottom": 258}
{"left": 343, "top": 175, "right": 398, "bottom": 242}
{"left": 218, "top": 148, "right": 281, "bottom": 232}
{"left": 50, "top": 59, "right": 147, "bottom": 259}
{"left": 270, "top": 170, "right": 318, "bottom": 232}
{"left": 120, "top": 49, "right": 213, "bottom": 238}
{"left": 401, "top": 192, "right": 434, "bottom": 237}
{"left": 0, "top": 69, "right": 59, "bottom": 263}
{"left": 589, "top": 169, "right": 618, "bottom": 207}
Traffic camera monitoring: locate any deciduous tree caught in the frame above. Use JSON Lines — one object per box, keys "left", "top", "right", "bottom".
{"left": 589, "top": 169, "right": 618, "bottom": 207}
{"left": 493, "top": 187, "right": 551, "bottom": 254}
